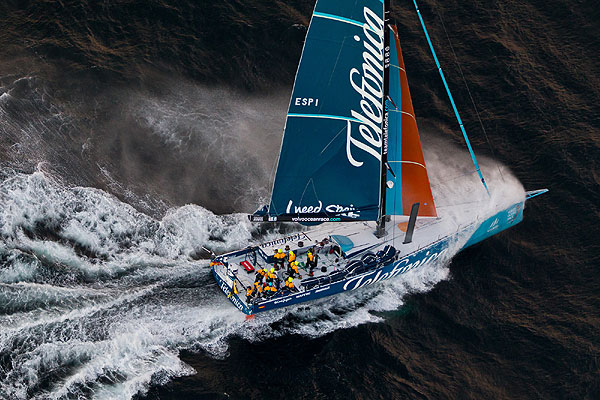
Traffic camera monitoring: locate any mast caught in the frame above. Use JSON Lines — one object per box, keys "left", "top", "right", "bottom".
{"left": 377, "top": 0, "right": 391, "bottom": 237}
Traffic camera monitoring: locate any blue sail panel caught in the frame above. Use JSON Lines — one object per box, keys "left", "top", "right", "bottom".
{"left": 268, "top": 0, "right": 385, "bottom": 222}
{"left": 386, "top": 27, "right": 403, "bottom": 216}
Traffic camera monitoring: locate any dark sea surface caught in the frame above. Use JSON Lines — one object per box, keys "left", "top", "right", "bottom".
{"left": 0, "top": 0, "right": 598, "bottom": 399}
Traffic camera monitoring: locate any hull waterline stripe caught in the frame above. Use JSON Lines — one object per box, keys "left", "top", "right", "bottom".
{"left": 313, "top": 12, "right": 381, "bottom": 35}
{"left": 288, "top": 113, "right": 360, "bottom": 123}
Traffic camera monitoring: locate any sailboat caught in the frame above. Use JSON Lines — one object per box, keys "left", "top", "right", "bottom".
{"left": 211, "top": 0, "right": 547, "bottom": 315}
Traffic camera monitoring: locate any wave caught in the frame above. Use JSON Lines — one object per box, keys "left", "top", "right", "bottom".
{"left": 0, "top": 150, "right": 524, "bottom": 399}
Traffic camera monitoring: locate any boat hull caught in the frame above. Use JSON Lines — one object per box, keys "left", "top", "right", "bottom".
{"left": 212, "top": 200, "right": 526, "bottom": 315}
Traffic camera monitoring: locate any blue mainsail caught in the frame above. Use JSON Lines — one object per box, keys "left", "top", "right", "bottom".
{"left": 266, "top": 0, "right": 385, "bottom": 222}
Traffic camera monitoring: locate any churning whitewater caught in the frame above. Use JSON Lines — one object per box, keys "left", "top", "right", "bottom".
{"left": 0, "top": 131, "right": 524, "bottom": 398}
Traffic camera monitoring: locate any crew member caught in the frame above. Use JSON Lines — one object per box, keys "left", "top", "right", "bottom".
{"left": 290, "top": 261, "right": 301, "bottom": 279}
{"left": 287, "top": 250, "right": 296, "bottom": 272}
{"left": 306, "top": 251, "right": 318, "bottom": 276}
{"left": 256, "top": 267, "right": 267, "bottom": 283}
{"left": 266, "top": 267, "right": 277, "bottom": 284}
{"left": 246, "top": 286, "right": 254, "bottom": 301}
{"left": 285, "top": 277, "right": 298, "bottom": 293}
{"left": 227, "top": 280, "right": 237, "bottom": 299}
{"left": 254, "top": 281, "right": 263, "bottom": 298}
{"left": 265, "top": 282, "right": 277, "bottom": 297}
{"left": 273, "top": 249, "right": 286, "bottom": 270}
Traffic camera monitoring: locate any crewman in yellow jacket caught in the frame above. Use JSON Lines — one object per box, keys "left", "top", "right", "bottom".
{"left": 254, "top": 281, "right": 263, "bottom": 298}
{"left": 306, "top": 251, "right": 318, "bottom": 276}
{"left": 227, "top": 280, "right": 238, "bottom": 298}
{"left": 287, "top": 250, "right": 296, "bottom": 275}
{"left": 265, "top": 282, "right": 277, "bottom": 297}
{"left": 285, "top": 277, "right": 298, "bottom": 293}
{"left": 273, "top": 249, "right": 286, "bottom": 270}
{"left": 266, "top": 267, "right": 277, "bottom": 284}
{"left": 288, "top": 250, "right": 296, "bottom": 266}
{"left": 246, "top": 286, "right": 254, "bottom": 301}
{"left": 256, "top": 267, "right": 267, "bottom": 283}
{"left": 290, "top": 261, "right": 301, "bottom": 279}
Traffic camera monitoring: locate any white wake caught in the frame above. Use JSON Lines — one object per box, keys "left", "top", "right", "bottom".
{"left": 0, "top": 144, "right": 523, "bottom": 399}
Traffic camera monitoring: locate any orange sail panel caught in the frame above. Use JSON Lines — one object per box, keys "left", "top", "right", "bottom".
{"left": 389, "top": 26, "right": 437, "bottom": 217}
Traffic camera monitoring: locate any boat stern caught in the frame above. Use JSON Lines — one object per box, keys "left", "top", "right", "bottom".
{"left": 211, "top": 261, "right": 254, "bottom": 315}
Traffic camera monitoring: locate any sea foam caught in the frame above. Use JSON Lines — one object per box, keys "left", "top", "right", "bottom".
{"left": 0, "top": 138, "right": 524, "bottom": 399}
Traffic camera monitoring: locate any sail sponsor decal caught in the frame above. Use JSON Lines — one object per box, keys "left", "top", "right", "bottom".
{"left": 343, "top": 248, "right": 447, "bottom": 291}
{"left": 346, "top": 6, "right": 385, "bottom": 168}
{"left": 285, "top": 200, "right": 360, "bottom": 218}
{"left": 294, "top": 97, "right": 319, "bottom": 107}
{"left": 292, "top": 217, "right": 341, "bottom": 222}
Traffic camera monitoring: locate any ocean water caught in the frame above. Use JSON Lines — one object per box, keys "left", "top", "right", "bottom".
{"left": 0, "top": 0, "right": 598, "bottom": 399}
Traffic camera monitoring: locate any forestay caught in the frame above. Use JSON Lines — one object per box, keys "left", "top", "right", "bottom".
{"left": 266, "top": 0, "right": 386, "bottom": 223}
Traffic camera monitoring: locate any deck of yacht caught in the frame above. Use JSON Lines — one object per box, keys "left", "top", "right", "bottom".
{"left": 223, "top": 200, "right": 497, "bottom": 306}
{"left": 224, "top": 239, "right": 350, "bottom": 303}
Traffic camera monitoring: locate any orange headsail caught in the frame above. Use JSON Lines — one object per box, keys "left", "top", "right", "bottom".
{"left": 387, "top": 26, "right": 437, "bottom": 217}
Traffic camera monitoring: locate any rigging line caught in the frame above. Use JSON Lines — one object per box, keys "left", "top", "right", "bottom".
{"left": 297, "top": 178, "right": 313, "bottom": 209}
{"left": 310, "top": 179, "right": 321, "bottom": 212}
{"left": 266, "top": 145, "right": 281, "bottom": 216}
{"left": 412, "top": 0, "right": 490, "bottom": 196}
{"left": 436, "top": 10, "right": 505, "bottom": 183}
{"left": 320, "top": 125, "right": 346, "bottom": 155}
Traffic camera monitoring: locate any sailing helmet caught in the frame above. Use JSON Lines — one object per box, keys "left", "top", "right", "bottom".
{"left": 288, "top": 277, "right": 293, "bottom": 282}
{"left": 278, "top": 249, "right": 283, "bottom": 253}
{"left": 270, "top": 267, "right": 275, "bottom": 272}
{"left": 294, "top": 261, "right": 299, "bottom": 266}
{"left": 269, "top": 282, "right": 273, "bottom": 286}
{"left": 290, "top": 251, "right": 294, "bottom": 255}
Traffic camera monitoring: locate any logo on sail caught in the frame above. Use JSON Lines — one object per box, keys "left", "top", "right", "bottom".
{"left": 286, "top": 200, "right": 360, "bottom": 218}
{"left": 346, "top": 6, "right": 385, "bottom": 168}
